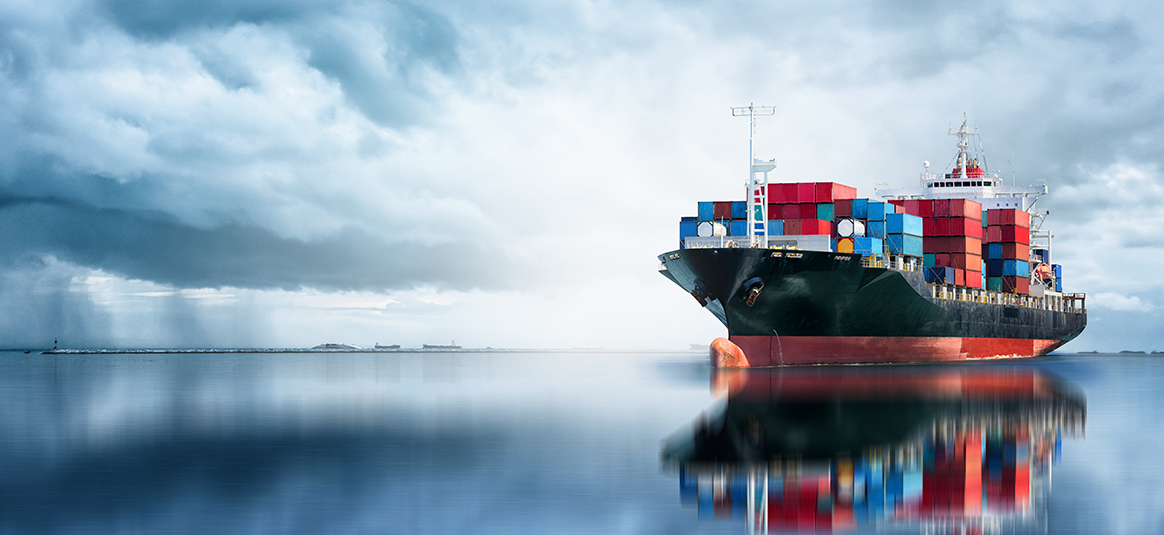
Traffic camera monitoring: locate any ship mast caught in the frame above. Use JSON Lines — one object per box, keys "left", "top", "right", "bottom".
{"left": 732, "top": 103, "right": 776, "bottom": 248}
{"left": 948, "top": 113, "right": 979, "bottom": 183}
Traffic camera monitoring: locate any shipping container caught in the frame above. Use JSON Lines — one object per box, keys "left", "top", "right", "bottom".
{"left": 1001, "top": 243, "right": 1029, "bottom": 260}
{"left": 1052, "top": 264, "right": 1062, "bottom": 278}
{"left": 998, "top": 209, "right": 1031, "bottom": 228}
{"left": 951, "top": 253, "right": 982, "bottom": 271}
{"left": 697, "top": 221, "right": 727, "bottom": 237}
{"left": 815, "top": 182, "right": 858, "bottom": 203}
{"left": 796, "top": 203, "right": 816, "bottom": 220}
{"left": 1001, "top": 260, "right": 1029, "bottom": 277}
{"left": 868, "top": 220, "right": 886, "bottom": 239}
{"left": 867, "top": 201, "right": 895, "bottom": 221}
{"left": 966, "top": 270, "right": 983, "bottom": 289}
{"left": 949, "top": 198, "right": 984, "bottom": 219}
{"left": 782, "top": 204, "right": 801, "bottom": 220}
{"left": 1000, "top": 226, "right": 1030, "bottom": 245}
{"left": 1055, "top": 278, "right": 1063, "bottom": 292}
{"left": 923, "top": 218, "right": 935, "bottom": 237}
{"left": 834, "top": 199, "right": 853, "bottom": 218}
{"left": 680, "top": 220, "right": 698, "bottom": 238}
{"left": 731, "top": 200, "right": 747, "bottom": 220}
{"left": 935, "top": 253, "right": 950, "bottom": 267}
{"left": 935, "top": 218, "right": 950, "bottom": 236}
{"left": 836, "top": 218, "right": 866, "bottom": 238}
{"left": 986, "top": 226, "right": 1002, "bottom": 243}
{"left": 946, "top": 236, "right": 983, "bottom": 254}
{"left": 1032, "top": 248, "right": 1050, "bottom": 264}
{"left": 797, "top": 183, "right": 816, "bottom": 203}
{"left": 923, "top": 253, "right": 936, "bottom": 267}
{"left": 949, "top": 217, "right": 983, "bottom": 239}
{"left": 730, "top": 220, "right": 748, "bottom": 236}
{"left": 698, "top": 202, "right": 715, "bottom": 221}
{"left": 933, "top": 198, "right": 950, "bottom": 217}
{"left": 854, "top": 237, "right": 883, "bottom": 256}
{"left": 955, "top": 269, "right": 965, "bottom": 286}
{"left": 926, "top": 266, "right": 955, "bottom": 284}
{"left": 714, "top": 201, "right": 732, "bottom": 220}
{"left": 887, "top": 234, "right": 923, "bottom": 256}
{"left": 837, "top": 237, "right": 855, "bottom": 254}
{"left": 768, "top": 220, "right": 785, "bottom": 236}
{"left": 987, "top": 259, "right": 1003, "bottom": 277}
{"left": 802, "top": 219, "right": 832, "bottom": 235}
{"left": 852, "top": 199, "right": 869, "bottom": 219}
{"left": 988, "top": 277, "right": 1003, "bottom": 292}
{"left": 817, "top": 203, "right": 835, "bottom": 221}
{"left": 780, "top": 183, "right": 798, "bottom": 204}
{"left": 1001, "top": 276, "right": 1030, "bottom": 295}
{"left": 886, "top": 213, "right": 923, "bottom": 236}
{"left": 784, "top": 219, "right": 803, "bottom": 235}
{"left": 987, "top": 243, "right": 1002, "bottom": 260}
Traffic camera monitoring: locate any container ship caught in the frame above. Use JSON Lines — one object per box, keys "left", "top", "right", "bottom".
{"left": 660, "top": 365, "right": 1086, "bottom": 533}
{"left": 658, "top": 110, "right": 1086, "bottom": 366}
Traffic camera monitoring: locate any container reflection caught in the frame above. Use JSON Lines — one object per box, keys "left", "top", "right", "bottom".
{"left": 661, "top": 364, "right": 1086, "bottom": 534}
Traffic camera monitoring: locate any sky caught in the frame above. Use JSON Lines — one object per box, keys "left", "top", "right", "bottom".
{"left": 1, "top": 0, "right": 1162, "bottom": 350}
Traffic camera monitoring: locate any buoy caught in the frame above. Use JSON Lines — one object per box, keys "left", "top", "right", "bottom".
{"left": 710, "top": 337, "right": 749, "bottom": 368}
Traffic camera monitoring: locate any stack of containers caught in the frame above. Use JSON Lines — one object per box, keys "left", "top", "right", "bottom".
{"left": 765, "top": 182, "right": 858, "bottom": 245}
{"left": 892, "top": 198, "right": 984, "bottom": 289}
{"left": 884, "top": 210, "right": 923, "bottom": 260}
{"left": 984, "top": 208, "right": 1031, "bottom": 295}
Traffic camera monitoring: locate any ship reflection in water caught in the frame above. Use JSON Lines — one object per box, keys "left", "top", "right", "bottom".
{"left": 660, "top": 365, "right": 1086, "bottom": 534}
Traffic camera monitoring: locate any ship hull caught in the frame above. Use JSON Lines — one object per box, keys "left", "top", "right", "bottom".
{"left": 658, "top": 247, "right": 1086, "bottom": 366}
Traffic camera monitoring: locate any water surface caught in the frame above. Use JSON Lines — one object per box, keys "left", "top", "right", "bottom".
{"left": 0, "top": 351, "right": 1158, "bottom": 534}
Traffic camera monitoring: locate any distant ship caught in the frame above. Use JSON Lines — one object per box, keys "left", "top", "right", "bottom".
{"left": 660, "top": 110, "right": 1085, "bottom": 366}
{"left": 310, "top": 343, "right": 362, "bottom": 351}
{"left": 374, "top": 343, "right": 400, "bottom": 349}
{"left": 422, "top": 340, "right": 461, "bottom": 350}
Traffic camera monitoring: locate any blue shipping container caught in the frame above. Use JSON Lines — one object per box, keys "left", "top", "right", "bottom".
{"left": 885, "top": 212, "right": 923, "bottom": 236}
{"left": 1002, "top": 259, "right": 1029, "bottom": 277}
{"left": 1033, "top": 248, "right": 1050, "bottom": 264}
{"left": 679, "top": 220, "right": 697, "bottom": 238}
{"left": 730, "top": 220, "right": 748, "bottom": 236}
{"left": 988, "top": 243, "right": 1002, "bottom": 259}
{"left": 731, "top": 200, "right": 747, "bottom": 219}
{"left": 1052, "top": 264, "right": 1062, "bottom": 277}
{"left": 925, "top": 266, "right": 954, "bottom": 284}
{"left": 1055, "top": 278, "right": 1063, "bottom": 292}
{"left": 698, "top": 202, "right": 714, "bottom": 221}
{"left": 853, "top": 198, "right": 869, "bottom": 219}
{"left": 868, "top": 201, "right": 896, "bottom": 221}
{"left": 868, "top": 220, "right": 886, "bottom": 239}
{"left": 887, "top": 233, "right": 923, "bottom": 256}
{"left": 767, "top": 220, "right": 785, "bottom": 236}
{"left": 854, "top": 237, "right": 883, "bottom": 256}
{"left": 987, "top": 259, "right": 1003, "bottom": 277}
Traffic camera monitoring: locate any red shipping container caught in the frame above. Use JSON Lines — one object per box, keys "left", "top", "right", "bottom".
{"left": 950, "top": 253, "right": 982, "bottom": 270}
{"left": 815, "top": 182, "right": 857, "bottom": 203}
{"left": 1001, "top": 242, "right": 1029, "bottom": 260}
{"left": 919, "top": 199, "right": 934, "bottom": 217}
{"left": 835, "top": 199, "right": 853, "bottom": 218}
{"left": 769, "top": 184, "right": 787, "bottom": 203}
{"left": 802, "top": 219, "right": 831, "bottom": 235}
{"left": 905, "top": 199, "right": 922, "bottom": 216}
{"left": 888, "top": 199, "right": 904, "bottom": 209}
{"left": 933, "top": 198, "right": 950, "bottom": 217}
{"left": 1000, "top": 226, "right": 1030, "bottom": 245}
{"left": 714, "top": 201, "right": 732, "bottom": 219}
{"left": 778, "top": 204, "right": 797, "bottom": 220}
{"left": 987, "top": 208, "right": 1001, "bottom": 226}
{"left": 797, "top": 183, "right": 815, "bottom": 203}
{"left": 948, "top": 236, "right": 983, "bottom": 254}
{"left": 1001, "top": 276, "right": 1029, "bottom": 295}
{"left": 998, "top": 208, "right": 1030, "bottom": 228}
{"left": 923, "top": 218, "right": 936, "bottom": 237}
{"left": 784, "top": 219, "right": 802, "bottom": 235}
{"left": 935, "top": 253, "right": 951, "bottom": 267}
{"left": 966, "top": 270, "right": 983, "bottom": 289}
{"left": 924, "top": 236, "right": 939, "bottom": 254}
{"left": 949, "top": 198, "right": 984, "bottom": 219}
{"left": 986, "top": 225, "right": 1002, "bottom": 243}
{"left": 781, "top": 183, "right": 799, "bottom": 204}
{"left": 799, "top": 203, "right": 818, "bottom": 220}
{"left": 936, "top": 217, "right": 950, "bottom": 237}
{"left": 948, "top": 217, "right": 982, "bottom": 238}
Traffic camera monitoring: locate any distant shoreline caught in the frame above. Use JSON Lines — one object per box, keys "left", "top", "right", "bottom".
{"left": 31, "top": 347, "right": 708, "bottom": 355}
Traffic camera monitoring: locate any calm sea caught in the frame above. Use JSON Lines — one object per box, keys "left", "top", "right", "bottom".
{"left": 0, "top": 351, "right": 1159, "bottom": 534}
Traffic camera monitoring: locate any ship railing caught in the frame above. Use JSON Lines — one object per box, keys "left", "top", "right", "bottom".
{"left": 863, "top": 255, "right": 921, "bottom": 272}
{"left": 928, "top": 285, "right": 1086, "bottom": 314}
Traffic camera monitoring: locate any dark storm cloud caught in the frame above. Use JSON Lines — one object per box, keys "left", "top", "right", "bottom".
{"left": 0, "top": 193, "right": 513, "bottom": 292}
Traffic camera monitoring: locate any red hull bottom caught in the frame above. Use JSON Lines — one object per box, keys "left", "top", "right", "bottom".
{"left": 722, "top": 335, "right": 1066, "bottom": 367}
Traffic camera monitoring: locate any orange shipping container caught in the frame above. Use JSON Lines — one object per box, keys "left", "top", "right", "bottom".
{"left": 949, "top": 198, "right": 984, "bottom": 219}
{"left": 837, "top": 238, "right": 855, "bottom": 253}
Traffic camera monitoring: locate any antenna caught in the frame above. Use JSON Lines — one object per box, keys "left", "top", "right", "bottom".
{"left": 732, "top": 103, "right": 776, "bottom": 248}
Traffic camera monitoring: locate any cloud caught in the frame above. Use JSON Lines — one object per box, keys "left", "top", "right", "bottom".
{"left": 1091, "top": 292, "right": 1153, "bottom": 312}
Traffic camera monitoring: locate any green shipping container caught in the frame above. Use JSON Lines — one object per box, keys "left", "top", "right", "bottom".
{"left": 817, "top": 203, "right": 835, "bottom": 221}
{"left": 988, "top": 277, "right": 1003, "bottom": 292}
{"left": 923, "top": 253, "right": 936, "bottom": 267}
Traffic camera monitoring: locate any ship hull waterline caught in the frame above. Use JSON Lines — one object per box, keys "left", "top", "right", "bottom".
{"left": 658, "top": 247, "right": 1085, "bottom": 367}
